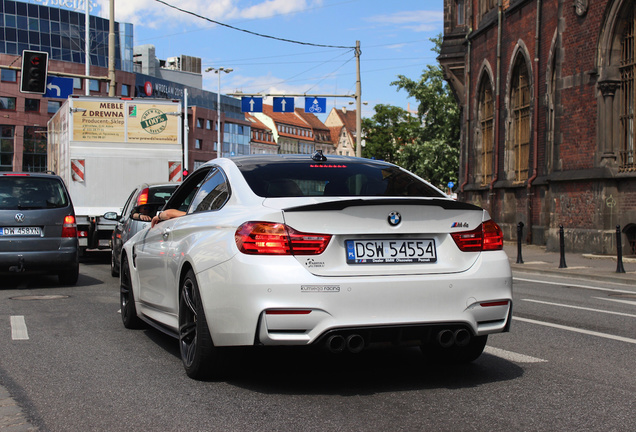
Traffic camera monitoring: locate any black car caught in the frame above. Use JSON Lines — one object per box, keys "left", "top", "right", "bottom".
{"left": 0, "top": 172, "right": 79, "bottom": 285}
{"left": 105, "top": 183, "right": 178, "bottom": 277}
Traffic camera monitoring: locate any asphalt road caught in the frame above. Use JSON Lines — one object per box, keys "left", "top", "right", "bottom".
{"left": 1, "top": 252, "right": 635, "bottom": 431}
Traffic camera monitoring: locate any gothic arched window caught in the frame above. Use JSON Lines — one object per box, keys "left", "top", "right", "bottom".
{"left": 510, "top": 56, "right": 530, "bottom": 181}
{"left": 478, "top": 77, "right": 494, "bottom": 184}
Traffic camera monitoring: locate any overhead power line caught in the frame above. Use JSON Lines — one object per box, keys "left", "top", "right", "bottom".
{"left": 152, "top": 0, "right": 355, "bottom": 50}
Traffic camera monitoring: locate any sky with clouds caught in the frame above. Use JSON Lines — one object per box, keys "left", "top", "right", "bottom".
{"left": 93, "top": 0, "right": 443, "bottom": 119}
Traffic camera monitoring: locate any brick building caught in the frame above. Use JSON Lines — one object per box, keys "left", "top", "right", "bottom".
{"left": 440, "top": 0, "right": 636, "bottom": 254}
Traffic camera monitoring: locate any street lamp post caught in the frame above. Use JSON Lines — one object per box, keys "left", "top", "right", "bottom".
{"left": 205, "top": 67, "right": 233, "bottom": 156}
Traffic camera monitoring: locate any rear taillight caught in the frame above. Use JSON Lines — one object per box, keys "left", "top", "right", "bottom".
{"left": 137, "top": 188, "right": 149, "bottom": 205}
{"left": 235, "top": 222, "right": 331, "bottom": 255}
{"left": 62, "top": 215, "right": 77, "bottom": 238}
{"left": 451, "top": 220, "right": 503, "bottom": 252}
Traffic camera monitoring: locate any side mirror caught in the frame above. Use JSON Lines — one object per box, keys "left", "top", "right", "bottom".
{"left": 103, "top": 211, "right": 119, "bottom": 221}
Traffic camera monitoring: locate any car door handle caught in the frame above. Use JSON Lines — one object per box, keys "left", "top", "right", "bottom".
{"left": 162, "top": 228, "right": 171, "bottom": 240}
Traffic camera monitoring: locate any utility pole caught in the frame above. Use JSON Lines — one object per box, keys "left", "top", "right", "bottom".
{"left": 355, "top": 40, "right": 362, "bottom": 157}
{"left": 84, "top": 0, "right": 89, "bottom": 95}
{"left": 108, "top": 0, "right": 115, "bottom": 96}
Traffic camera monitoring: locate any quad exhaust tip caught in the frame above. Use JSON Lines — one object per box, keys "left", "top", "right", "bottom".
{"left": 326, "top": 334, "right": 365, "bottom": 353}
{"left": 325, "top": 328, "right": 471, "bottom": 353}
{"left": 436, "top": 328, "right": 472, "bottom": 348}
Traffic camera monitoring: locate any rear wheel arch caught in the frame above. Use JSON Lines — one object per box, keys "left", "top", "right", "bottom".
{"left": 177, "top": 262, "right": 220, "bottom": 348}
{"left": 178, "top": 261, "right": 195, "bottom": 295}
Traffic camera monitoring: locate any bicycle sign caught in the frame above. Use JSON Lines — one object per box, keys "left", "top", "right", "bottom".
{"left": 305, "top": 97, "right": 326, "bottom": 113}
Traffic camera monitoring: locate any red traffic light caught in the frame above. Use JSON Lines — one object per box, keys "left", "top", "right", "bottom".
{"left": 182, "top": 169, "right": 189, "bottom": 178}
{"left": 20, "top": 50, "right": 49, "bottom": 94}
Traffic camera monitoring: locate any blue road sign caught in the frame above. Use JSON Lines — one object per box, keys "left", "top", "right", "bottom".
{"left": 305, "top": 97, "right": 326, "bottom": 114}
{"left": 241, "top": 97, "right": 263, "bottom": 112}
{"left": 273, "top": 97, "right": 294, "bottom": 113}
{"left": 44, "top": 76, "right": 73, "bottom": 99}
{"left": 447, "top": 181, "right": 455, "bottom": 189}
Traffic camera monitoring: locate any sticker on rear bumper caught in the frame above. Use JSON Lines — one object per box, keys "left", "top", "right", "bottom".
{"left": 304, "top": 258, "right": 325, "bottom": 268}
{"left": 301, "top": 285, "right": 340, "bottom": 293}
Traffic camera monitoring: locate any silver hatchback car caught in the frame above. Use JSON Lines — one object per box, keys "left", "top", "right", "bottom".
{"left": 0, "top": 172, "right": 79, "bottom": 285}
{"left": 105, "top": 183, "right": 178, "bottom": 277}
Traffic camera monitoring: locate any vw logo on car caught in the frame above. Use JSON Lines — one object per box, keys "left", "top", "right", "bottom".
{"left": 14, "top": 213, "right": 25, "bottom": 223}
{"left": 388, "top": 211, "right": 401, "bottom": 226}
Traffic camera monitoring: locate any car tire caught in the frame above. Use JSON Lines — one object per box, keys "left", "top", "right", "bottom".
{"left": 179, "top": 269, "right": 223, "bottom": 380}
{"left": 110, "top": 251, "right": 119, "bottom": 277}
{"left": 58, "top": 264, "right": 79, "bottom": 285}
{"left": 422, "top": 334, "right": 488, "bottom": 364}
{"left": 120, "top": 255, "right": 143, "bottom": 329}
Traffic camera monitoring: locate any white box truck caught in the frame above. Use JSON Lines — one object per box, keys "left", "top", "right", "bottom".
{"left": 47, "top": 95, "right": 183, "bottom": 253}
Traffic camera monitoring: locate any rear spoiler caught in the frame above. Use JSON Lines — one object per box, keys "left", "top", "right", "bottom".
{"left": 284, "top": 198, "right": 482, "bottom": 213}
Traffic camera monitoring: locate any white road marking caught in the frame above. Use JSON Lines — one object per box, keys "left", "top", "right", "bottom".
{"left": 521, "top": 298, "right": 636, "bottom": 318}
{"left": 513, "top": 316, "right": 636, "bottom": 344}
{"left": 594, "top": 296, "right": 636, "bottom": 306}
{"left": 514, "top": 277, "right": 635, "bottom": 294}
{"left": 484, "top": 346, "right": 547, "bottom": 363}
{"left": 10, "top": 316, "right": 29, "bottom": 340}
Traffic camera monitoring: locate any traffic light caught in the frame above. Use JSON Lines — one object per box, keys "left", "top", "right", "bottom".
{"left": 20, "top": 50, "right": 48, "bottom": 94}
{"left": 182, "top": 169, "right": 189, "bottom": 179}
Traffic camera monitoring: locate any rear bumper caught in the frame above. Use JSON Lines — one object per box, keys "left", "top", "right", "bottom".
{"left": 195, "top": 250, "right": 513, "bottom": 347}
{"left": 0, "top": 246, "right": 79, "bottom": 273}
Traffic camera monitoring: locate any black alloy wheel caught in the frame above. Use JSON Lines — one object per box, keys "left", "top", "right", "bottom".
{"left": 120, "top": 255, "right": 142, "bottom": 329}
{"left": 179, "top": 269, "right": 220, "bottom": 380}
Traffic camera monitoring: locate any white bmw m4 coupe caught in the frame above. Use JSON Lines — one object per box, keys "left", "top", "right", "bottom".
{"left": 120, "top": 153, "right": 512, "bottom": 379}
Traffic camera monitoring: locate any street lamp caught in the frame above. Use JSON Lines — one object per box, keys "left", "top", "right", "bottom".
{"left": 205, "top": 67, "right": 233, "bottom": 156}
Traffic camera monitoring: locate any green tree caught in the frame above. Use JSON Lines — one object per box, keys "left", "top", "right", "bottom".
{"left": 389, "top": 34, "right": 461, "bottom": 189}
{"left": 358, "top": 35, "right": 460, "bottom": 189}
{"left": 391, "top": 35, "right": 460, "bottom": 146}
{"left": 361, "top": 104, "right": 420, "bottom": 163}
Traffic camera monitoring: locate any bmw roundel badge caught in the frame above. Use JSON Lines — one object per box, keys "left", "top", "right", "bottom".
{"left": 388, "top": 211, "right": 401, "bottom": 226}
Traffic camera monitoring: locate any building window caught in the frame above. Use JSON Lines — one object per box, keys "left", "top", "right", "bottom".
{"left": 620, "top": 7, "right": 636, "bottom": 172}
{"left": 73, "top": 78, "right": 83, "bottom": 90}
{"left": 1, "top": 69, "right": 17, "bottom": 82}
{"left": 121, "top": 84, "right": 130, "bottom": 97}
{"left": 23, "top": 126, "right": 47, "bottom": 172}
{"left": 478, "top": 78, "right": 494, "bottom": 185}
{"left": 0, "top": 126, "right": 15, "bottom": 171}
{"left": 197, "top": 118, "right": 204, "bottom": 128}
{"left": 456, "top": 0, "right": 465, "bottom": 26}
{"left": 25, "top": 99, "right": 40, "bottom": 113}
{"left": 47, "top": 100, "right": 62, "bottom": 114}
{"left": 89, "top": 79, "right": 100, "bottom": 92}
{"left": 195, "top": 139, "right": 202, "bottom": 149}
{"left": 206, "top": 119, "right": 212, "bottom": 130}
{"left": 510, "top": 56, "right": 530, "bottom": 182}
{"left": 0, "top": 97, "right": 17, "bottom": 111}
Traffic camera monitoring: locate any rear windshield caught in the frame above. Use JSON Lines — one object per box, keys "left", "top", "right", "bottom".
{"left": 0, "top": 176, "right": 70, "bottom": 210}
{"left": 148, "top": 185, "right": 177, "bottom": 205}
{"left": 238, "top": 161, "right": 445, "bottom": 198}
